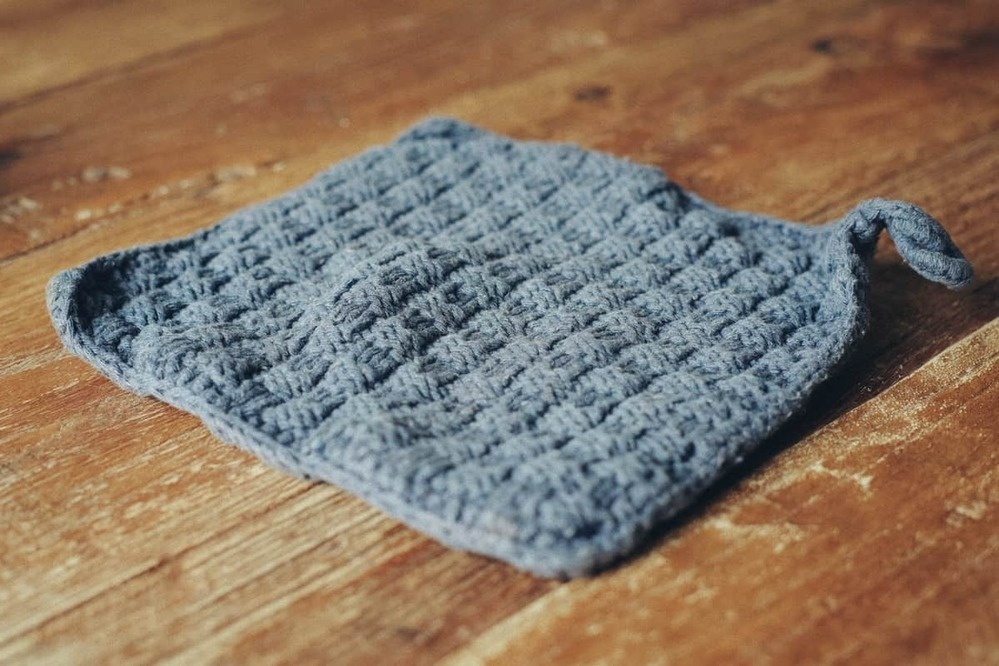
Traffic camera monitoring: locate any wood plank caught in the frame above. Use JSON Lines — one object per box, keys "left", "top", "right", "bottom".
{"left": 0, "top": 0, "right": 996, "bottom": 663}
{"left": 0, "top": 0, "right": 286, "bottom": 106}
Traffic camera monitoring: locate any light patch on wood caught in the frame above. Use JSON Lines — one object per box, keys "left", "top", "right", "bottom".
{"left": 0, "top": 196, "right": 40, "bottom": 224}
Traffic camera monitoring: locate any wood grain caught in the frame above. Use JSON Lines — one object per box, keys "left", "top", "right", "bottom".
{"left": 0, "top": 1, "right": 996, "bottom": 664}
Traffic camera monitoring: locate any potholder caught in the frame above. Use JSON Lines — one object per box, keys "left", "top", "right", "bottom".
{"left": 47, "top": 117, "right": 973, "bottom": 577}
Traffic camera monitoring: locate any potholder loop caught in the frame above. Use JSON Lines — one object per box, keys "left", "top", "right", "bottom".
{"left": 843, "top": 198, "right": 973, "bottom": 288}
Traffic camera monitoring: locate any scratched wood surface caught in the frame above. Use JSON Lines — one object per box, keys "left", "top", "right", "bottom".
{"left": 1, "top": 1, "right": 996, "bottom": 664}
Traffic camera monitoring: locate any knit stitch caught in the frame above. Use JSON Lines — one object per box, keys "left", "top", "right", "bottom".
{"left": 47, "top": 117, "right": 973, "bottom": 577}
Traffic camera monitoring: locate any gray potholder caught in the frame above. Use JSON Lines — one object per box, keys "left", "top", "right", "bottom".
{"left": 47, "top": 117, "right": 972, "bottom": 577}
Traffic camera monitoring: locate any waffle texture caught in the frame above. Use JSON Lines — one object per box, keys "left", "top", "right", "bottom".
{"left": 47, "top": 117, "right": 973, "bottom": 577}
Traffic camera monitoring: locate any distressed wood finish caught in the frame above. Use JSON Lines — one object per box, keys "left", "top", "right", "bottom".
{"left": 1, "top": 1, "right": 996, "bottom": 664}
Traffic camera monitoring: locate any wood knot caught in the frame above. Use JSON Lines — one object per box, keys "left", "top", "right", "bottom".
{"left": 574, "top": 85, "right": 611, "bottom": 102}
{"left": 811, "top": 38, "right": 834, "bottom": 54}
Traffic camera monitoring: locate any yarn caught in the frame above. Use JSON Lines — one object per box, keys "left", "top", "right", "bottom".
{"left": 47, "top": 117, "right": 973, "bottom": 577}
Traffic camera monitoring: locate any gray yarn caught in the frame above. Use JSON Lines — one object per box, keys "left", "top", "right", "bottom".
{"left": 46, "top": 117, "right": 973, "bottom": 578}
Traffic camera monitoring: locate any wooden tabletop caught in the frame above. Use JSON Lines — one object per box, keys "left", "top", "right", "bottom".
{"left": 1, "top": 1, "right": 997, "bottom": 663}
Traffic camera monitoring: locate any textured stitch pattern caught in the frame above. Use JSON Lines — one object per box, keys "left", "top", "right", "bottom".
{"left": 47, "top": 117, "right": 973, "bottom": 578}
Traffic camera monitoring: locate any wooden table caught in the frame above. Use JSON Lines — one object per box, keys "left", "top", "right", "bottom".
{"left": 1, "top": 1, "right": 996, "bottom": 663}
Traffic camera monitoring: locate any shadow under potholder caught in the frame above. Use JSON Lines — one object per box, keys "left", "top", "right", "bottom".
{"left": 47, "top": 117, "right": 973, "bottom": 578}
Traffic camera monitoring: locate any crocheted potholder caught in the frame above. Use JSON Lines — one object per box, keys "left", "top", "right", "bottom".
{"left": 47, "top": 118, "right": 973, "bottom": 577}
